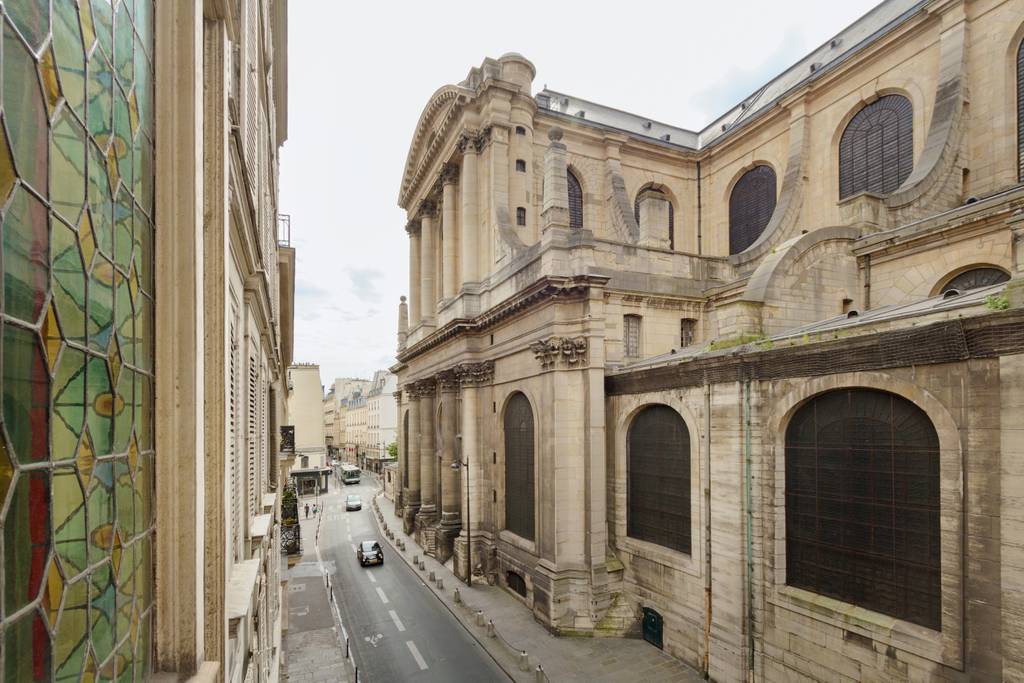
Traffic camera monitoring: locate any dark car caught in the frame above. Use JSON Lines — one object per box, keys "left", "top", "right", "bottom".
{"left": 358, "top": 540, "right": 383, "bottom": 566}
{"left": 345, "top": 494, "right": 362, "bottom": 511}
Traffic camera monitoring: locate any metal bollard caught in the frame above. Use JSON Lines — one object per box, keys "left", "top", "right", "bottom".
{"left": 453, "top": 588, "right": 461, "bottom": 604}
{"left": 436, "top": 577, "right": 444, "bottom": 590}
{"left": 536, "top": 664, "right": 545, "bottom": 682}
{"left": 518, "top": 651, "right": 530, "bottom": 672}
{"left": 345, "top": 636, "right": 350, "bottom": 659}
{"left": 486, "top": 620, "right": 495, "bottom": 638}
{"left": 475, "top": 610, "right": 485, "bottom": 626}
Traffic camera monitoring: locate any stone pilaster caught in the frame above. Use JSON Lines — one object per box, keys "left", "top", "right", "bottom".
{"left": 541, "top": 126, "right": 570, "bottom": 232}
{"left": 394, "top": 389, "right": 405, "bottom": 511}
{"left": 415, "top": 378, "right": 438, "bottom": 532}
{"left": 403, "top": 389, "right": 421, "bottom": 534}
{"left": 451, "top": 360, "right": 494, "bottom": 583}
{"left": 407, "top": 222, "right": 421, "bottom": 328}
{"left": 436, "top": 370, "right": 461, "bottom": 563}
{"left": 419, "top": 203, "right": 436, "bottom": 323}
{"left": 441, "top": 165, "right": 459, "bottom": 300}
{"left": 459, "top": 133, "right": 481, "bottom": 286}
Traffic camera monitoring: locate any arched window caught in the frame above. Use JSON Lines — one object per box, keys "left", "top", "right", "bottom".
{"left": 628, "top": 405, "right": 691, "bottom": 554}
{"left": 839, "top": 94, "right": 914, "bottom": 200}
{"left": 940, "top": 267, "right": 1010, "bottom": 294}
{"left": 504, "top": 393, "right": 535, "bottom": 541}
{"left": 516, "top": 207, "right": 526, "bottom": 226}
{"left": 634, "top": 187, "right": 674, "bottom": 249}
{"left": 402, "top": 411, "right": 409, "bottom": 487}
{"left": 786, "top": 389, "right": 941, "bottom": 629}
{"left": 729, "top": 165, "right": 776, "bottom": 255}
{"left": 567, "top": 170, "right": 584, "bottom": 229}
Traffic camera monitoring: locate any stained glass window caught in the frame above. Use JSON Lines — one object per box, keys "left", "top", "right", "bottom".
{"left": 627, "top": 406, "right": 691, "bottom": 554}
{"left": 785, "top": 389, "right": 941, "bottom": 630}
{"left": 567, "top": 170, "right": 583, "bottom": 229}
{"left": 504, "top": 393, "right": 535, "bottom": 541}
{"left": 729, "top": 165, "right": 776, "bottom": 255}
{"left": 940, "top": 267, "right": 1009, "bottom": 294}
{"left": 839, "top": 94, "right": 913, "bottom": 200}
{"left": 0, "top": 2, "right": 155, "bottom": 679}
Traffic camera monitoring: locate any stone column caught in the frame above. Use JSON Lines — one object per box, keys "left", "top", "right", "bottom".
{"left": 419, "top": 204, "right": 435, "bottom": 323}
{"left": 403, "top": 391, "right": 421, "bottom": 534}
{"left": 459, "top": 134, "right": 480, "bottom": 285}
{"left": 436, "top": 371, "right": 461, "bottom": 563}
{"left": 452, "top": 361, "right": 493, "bottom": 583}
{"left": 394, "top": 390, "right": 404, "bottom": 511}
{"left": 416, "top": 379, "right": 438, "bottom": 528}
{"left": 541, "top": 127, "right": 569, "bottom": 232}
{"left": 407, "top": 224, "right": 421, "bottom": 328}
{"left": 441, "top": 165, "right": 458, "bottom": 300}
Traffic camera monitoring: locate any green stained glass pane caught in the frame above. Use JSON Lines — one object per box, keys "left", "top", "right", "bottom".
{"left": 116, "top": 460, "right": 135, "bottom": 541}
{"left": 134, "top": 0, "right": 151, "bottom": 53}
{"left": 2, "top": 22, "right": 48, "bottom": 196}
{"left": 51, "top": 219, "right": 88, "bottom": 345}
{"left": 87, "top": 459, "right": 115, "bottom": 564}
{"left": 4, "top": 609, "right": 51, "bottom": 681}
{"left": 88, "top": 140, "right": 114, "bottom": 257}
{"left": 86, "top": 355, "right": 115, "bottom": 456}
{"left": 133, "top": 39, "right": 152, "bottom": 139}
{"left": 114, "top": 2, "right": 133, "bottom": 87}
{"left": 134, "top": 294, "right": 151, "bottom": 372}
{"left": 52, "top": 109, "right": 88, "bottom": 225}
{"left": 92, "top": 0, "right": 114, "bottom": 61}
{"left": 52, "top": 347, "right": 87, "bottom": 462}
{"left": 135, "top": 372, "right": 151, "bottom": 451}
{"left": 131, "top": 131, "right": 152, "bottom": 214}
{"left": 136, "top": 453, "right": 152, "bottom": 536}
{"left": 114, "top": 184, "right": 132, "bottom": 271}
{"left": 4, "top": 469, "right": 51, "bottom": 617}
{"left": 115, "top": 531, "right": 133, "bottom": 634}
{"left": 133, "top": 204, "right": 151, "bottom": 295}
{"left": 2, "top": 186, "right": 50, "bottom": 324}
{"left": 2, "top": 323, "right": 50, "bottom": 463}
{"left": 113, "top": 367, "right": 132, "bottom": 454}
{"left": 6, "top": 0, "right": 50, "bottom": 52}
{"left": 53, "top": 467, "right": 88, "bottom": 576}
{"left": 87, "top": 48, "right": 114, "bottom": 149}
{"left": 54, "top": 575, "right": 89, "bottom": 682}
{"left": 134, "top": 534, "right": 151, "bottom": 610}
{"left": 115, "top": 631, "right": 134, "bottom": 683}
{"left": 89, "top": 562, "right": 115, "bottom": 666}
{"left": 88, "top": 256, "right": 115, "bottom": 352}
{"left": 135, "top": 608, "right": 151, "bottom": 681}
{"left": 116, "top": 272, "right": 134, "bottom": 368}
{"left": 53, "top": 1, "right": 87, "bottom": 120}
{"left": 112, "top": 89, "right": 131, "bottom": 190}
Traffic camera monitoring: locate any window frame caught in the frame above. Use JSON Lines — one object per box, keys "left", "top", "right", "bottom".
{"left": 567, "top": 169, "right": 584, "bottom": 229}
{"left": 728, "top": 165, "right": 777, "bottom": 255}
{"left": 623, "top": 314, "right": 642, "bottom": 360}
{"left": 838, "top": 93, "right": 914, "bottom": 200}
{"left": 502, "top": 392, "right": 536, "bottom": 543}
{"left": 516, "top": 206, "right": 526, "bottom": 226}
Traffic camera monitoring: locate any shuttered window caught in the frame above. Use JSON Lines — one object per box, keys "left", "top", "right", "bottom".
{"left": 940, "top": 267, "right": 1009, "bottom": 294}
{"left": 504, "top": 393, "right": 535, "bottom": 541}
{"left": 1019, "top": 41, "right": 1024, "bottom": 180}
{"left": 627, "top": 406, "right": 691, "bottom": 554}
{"left": 786, "top": 389, "right": 941, "bottom": 630}
{"left": 634, "top": 188, "right": 674, "bottom": 249}
{"left": 567, "top": 170, "right": 584, "bottom": 229}
{"left": 623, "top": 315, "right": 641, "bottom": 360}
{"left": 729, "top": 165, "right": 776, "bottom": 255}
{"left": 839, "top": 94, "right": 913, "bottom": 200}
{"left": 248, "top": 355, "right": 258, "bottom": 521}
{"left": 243, "top": 0, "right": 261, "bottom": 202}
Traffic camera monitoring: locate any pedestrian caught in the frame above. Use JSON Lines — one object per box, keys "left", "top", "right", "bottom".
{"left": 304, "top": 503, "right": 309, "bottom": 519}
{"left": 313, "top": 503, "right": 318, "bottom": 516}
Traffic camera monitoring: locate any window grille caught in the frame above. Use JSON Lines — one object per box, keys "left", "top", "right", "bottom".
{"left": 941, "top": 267, "right": 1009, "bottom": 294}
{"left": 729, "top": 165, "right": 776, "bottom": 254}
{"left": 627, "top": 405, "right": 691, "bottom": 554}
{"left": 680, "top": 318, "right": 696, "bottom": 348}
{"left": 839, "top": 94, "right": 913, "bottom": 200}
{"left": 634, "top": 188, "right": 674, "bottom": 249}
{"left": 516, "top": 207, "right": 526, "bottom": 226}
{"left": 568, "top": 170, "right": 584, "bottom": 229}
{"left": 515, "top": 159, "right": 526, "bottom": 172}
{"left": 785, "top": 389, "right": 941, "bottom": 630}
{"left": 507, "top": 571, "right": 527, "bottom": 597}
{"left": 623, "top": 315, "right": 641, "bottom": 360}
{"left": 504, "top": 393, "right": 535, "bottom": 541}
{"left": 515, "top": 126, "right": 527, "bottom": 135}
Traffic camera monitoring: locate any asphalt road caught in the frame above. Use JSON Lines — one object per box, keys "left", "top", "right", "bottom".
{"left": 319, "top": 476, "right": 509, "bottom": 682}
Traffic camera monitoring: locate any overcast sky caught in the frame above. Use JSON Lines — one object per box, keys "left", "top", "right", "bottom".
{"left": 279, "top": 0, "right": 882, "bottom": 389}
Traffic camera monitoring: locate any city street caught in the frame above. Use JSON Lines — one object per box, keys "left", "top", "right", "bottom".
{"left": 317, "top": 476, "right": 509, "bottom": 682}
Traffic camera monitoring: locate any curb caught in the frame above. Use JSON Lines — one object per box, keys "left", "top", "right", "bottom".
{"left": 368, "top": 488, "right": 531, "bottom": 683}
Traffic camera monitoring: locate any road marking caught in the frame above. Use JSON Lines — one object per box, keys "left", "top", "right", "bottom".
{"left": 365, "top": 570, "right": 376, "bottom": 583}
{"left": 406, "top": 640, "right": 428, "bottom": 670}
{"left": 376, "top": 587, "right": 389, "bottom": 604}
{"left": 389, "top": 610, "right": 406, "bottom": 632}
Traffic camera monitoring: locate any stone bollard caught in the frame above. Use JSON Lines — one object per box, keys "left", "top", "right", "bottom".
{"left": 436, "top": 577, "right": 444, "bottom": 590}
{"left": 419, "top": 560, "right": 426, "bottom": 571}
{"left": 536, "top": 665, "right": 545, "bottom": 682}
{"left": 518, "top": 651, "right": 530, "bottom": 672}
{"left": 475, "top": 610, "right": 485, "bottom": 627}
{"left": 453, "top": 588, "right": 461, "bottom": 605}
{"left": 486, "top": 620, "right": 495, "bottom": 638}
{"left": 429, "top": 571, "right": 436, "bottom": 582}
{"left": 413, "top": 555, "right": 419, "bottom": 565}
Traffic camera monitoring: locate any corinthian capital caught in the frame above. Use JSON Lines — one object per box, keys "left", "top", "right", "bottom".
{"left": 440, "top": 163, "right": 460, "bottom": 186}
{"left": 453, "top": 360, "right": 495, "bottom": 386}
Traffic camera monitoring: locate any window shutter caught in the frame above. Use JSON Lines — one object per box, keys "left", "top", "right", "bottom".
{"left": 230, "top": 310, "right": 241, "bottom": 560}
{"left": 839, "top": 94, "right": 913, "bottom": 200}
{"left": 248, "top": 354, "right": 258, "bottom": 522}
{"left": 244, "top": 0, "right": 260, "bottom": 202}
{"left": 729, "top": 165, "right": 777, "bottom": 255}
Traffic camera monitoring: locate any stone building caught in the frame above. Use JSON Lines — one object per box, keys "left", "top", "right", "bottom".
{"left": 392, "top": 0, "right": 1024, "bottom": 680}
{"left": 323, "top": 377, "right": 370, "bottom": 460}
{"left": 366, "top": 369, "right": 398, "bottom": 472}
{"left": 286, "top": 364, "right": 330, "bottom": 494}
{"left": 0, "top": 1, "right": 293, "bottom": 681}
{"left": 322, "top": 386, "right": 337, "bottom": 454}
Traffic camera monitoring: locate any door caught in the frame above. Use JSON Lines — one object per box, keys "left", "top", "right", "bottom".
{"left": 642, "top": 607, "right": 663, "bottom": 649}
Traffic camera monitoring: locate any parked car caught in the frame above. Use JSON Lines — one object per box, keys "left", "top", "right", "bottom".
{"left": 345, "top": 494, "right": 362, "bottom": 511}
{"left": 357, "top": 540, "right": 383, "bottom": 566}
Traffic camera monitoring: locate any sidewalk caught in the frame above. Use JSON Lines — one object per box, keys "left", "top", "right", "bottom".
{"left": 370, "top": 490, "right": 704, "bottom": 683}
{"left": 283, "top": 496, "right": 355, "bottom": 683}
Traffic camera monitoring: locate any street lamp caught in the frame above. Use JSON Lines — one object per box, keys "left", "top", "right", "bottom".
{"left": 450, "top": 435, "right": 471, "bottom": 586}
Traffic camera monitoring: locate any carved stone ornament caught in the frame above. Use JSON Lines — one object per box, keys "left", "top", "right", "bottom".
{"left": 408, "top": 378, "right": 436, "bottom": 398}
{"left": 529, "top": 336, "right": 588, "bottom": 370}
{"left": 440, "top": 162, "right": 460, "bottom": 185}
{"left": 436, "top": 370, "right": 459, "bottom": 392}
{"left": 418, "top": 199, "right": 436, "bottom": 218}
{"left": 452, "top": 360, "right": 495, "bottom": 386}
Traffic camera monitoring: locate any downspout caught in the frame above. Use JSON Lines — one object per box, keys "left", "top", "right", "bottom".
{"left": 863, "top": 254, "right": 872, "bottom": 310}
{"left": 744, "top": 379, "right": 754, "bottom": 683}
{"left": 696, "top": 160, "right": 703, "bottom": 255}
{"left": 702, "top": 380, "right": 712, "bottom": 679}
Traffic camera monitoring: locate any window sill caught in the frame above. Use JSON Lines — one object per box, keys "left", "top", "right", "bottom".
{"left": 769, "top": 585, "right": 960, "bottom": 669}
{"left": 497, "top": 529, "right": 537, "bottom": 556}
{"left": 617, "top": 534, "right": 698, "bottom": 578}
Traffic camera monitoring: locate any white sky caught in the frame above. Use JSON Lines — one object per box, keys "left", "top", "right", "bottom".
{"left": 279, "top": 0, "right": 882, "bottom": 388}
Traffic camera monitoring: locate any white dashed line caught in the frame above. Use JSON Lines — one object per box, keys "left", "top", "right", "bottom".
{"left": 406, "top": 640, "right": 428, "bottom": 670}
{"left": 389, "top": 609, "right": 406, "bottom": 632}
{"left": 376, "top": 587, "right": 389, "bottom": 604}
{"left": 365, "top": 570, "right": 377, "bottom": 583}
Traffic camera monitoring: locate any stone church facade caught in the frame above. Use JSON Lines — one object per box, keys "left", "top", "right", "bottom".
{"left": 392, "top": 0, "right": 1024, "bottom": 679}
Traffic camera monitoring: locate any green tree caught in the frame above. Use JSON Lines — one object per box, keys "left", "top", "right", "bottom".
{"left": 386, "top": 441, "right": 398, "bottom": 459}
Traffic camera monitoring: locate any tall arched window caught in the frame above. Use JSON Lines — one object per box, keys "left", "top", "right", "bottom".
{"left": 567, "top": 170, "right": 584, "bottom": 229}
{"left": 627, "top": 405, "right": 691, "bottom": 554}
{"left": 729, "top": 165, "right": 777, "bottom": 254}
{"left": 504, "top": 393, "right": 535, "bottom": 541}
{"left": 940, "top": 266, "right": 1010, "bottom": 294}
{"left": 402, "top": 411, "right": 409, "bottom": 487}
{"left": 786, "top": 389, "right": 941, "bottom": 629}
{"left": 1018, "top": 41, "right": 1024, "bottom": 180}
{"left": 634, "top": 187, "right": 675, "bottom": 249}
{"left": 839, "top": 94, "right": 914, "bottom": 200}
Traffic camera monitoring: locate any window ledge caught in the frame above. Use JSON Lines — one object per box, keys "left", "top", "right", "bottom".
{"left": 497, "top": 529, "right": 536, "bottom": 556}
{"left": 226, "top": 559, "right": 261, "bottom": 622}
{"left": 617, "top": 534, "right": 698, "bottom": 578}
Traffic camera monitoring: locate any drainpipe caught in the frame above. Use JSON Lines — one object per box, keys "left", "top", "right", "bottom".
{"left": 744, "top": 379, "right": 754, "bottom": 682}
{"left": 703, "top": 380, "right": 712, "bottom": 679}
{"left": 863, "top": 254, "right": 872, "bottom": 311}
{"left": 696, "top": 160, "right": 703, "bottom": 256}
